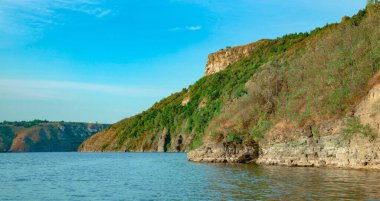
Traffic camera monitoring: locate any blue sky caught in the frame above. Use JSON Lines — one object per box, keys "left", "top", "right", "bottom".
{"left": 0, "top": 0, "right": 367, "bottom": 123}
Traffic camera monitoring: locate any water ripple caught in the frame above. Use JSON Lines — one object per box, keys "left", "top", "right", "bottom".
{"left": 0, "top": 153, "right": 379, "bottom": 200}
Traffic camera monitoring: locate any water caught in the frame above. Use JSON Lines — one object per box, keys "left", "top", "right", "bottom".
{"left": 0, "top": 153, "right": 379, "bottom": 201}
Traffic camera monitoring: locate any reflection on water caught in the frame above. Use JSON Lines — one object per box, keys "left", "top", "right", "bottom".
{"left": 204, "top": 163, "right": 380, "bottom": 200}
{"left": 0, "top": 153, "right": 379, "bottom": 201}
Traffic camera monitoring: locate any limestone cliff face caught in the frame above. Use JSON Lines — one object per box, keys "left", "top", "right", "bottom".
{"left": 188, "top": 81, "right": 380, "bottom": 169}
{"left": 0, "top": 122, "right": 108, "bottom": 152}
{"left": 157, "top": 128, "right": 169, "bottom": 152}
{"left": 257, "top": 135, "right": 380, "bottom": 169}
{"left": 205, "top": 40, "right": 265, "bottom": 76}
{"left": 187, "top": 142, "right": 259, "bottom": 163}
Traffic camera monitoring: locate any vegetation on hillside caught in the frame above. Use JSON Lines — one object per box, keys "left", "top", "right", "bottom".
{"left": 87, "top": 4, "right": 380, "bottom": 151}
{"left": 0, "top": 120, "right": 50, "bottom": 128}
{"left": 208, "top": 5, "right": 380, "bottom": 143}
{"left": 111, "top": 33, "right": 311, "bottom": 150}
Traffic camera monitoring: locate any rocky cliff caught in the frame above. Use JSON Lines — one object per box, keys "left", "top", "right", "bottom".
{"left": 80, "top": 5, "right": 380, "bottom": 170}
{"left": 205, "top": 41, "right": 265, "bottom": 76}
{"left": 0, "top": 121, "right": 109, "bottom": 152}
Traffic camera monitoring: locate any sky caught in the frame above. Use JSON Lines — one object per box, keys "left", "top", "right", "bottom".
{"left": 0, "top": 0, "right": 367, "bottom": 124}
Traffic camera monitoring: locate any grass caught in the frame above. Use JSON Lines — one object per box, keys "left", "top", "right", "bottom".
{"left": 343, "top": 117, "right": 376, "bottom": 140}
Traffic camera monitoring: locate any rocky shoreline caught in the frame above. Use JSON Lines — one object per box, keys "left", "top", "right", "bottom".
{"left": 187, "top": 135, "right": 380, "bottom": 170}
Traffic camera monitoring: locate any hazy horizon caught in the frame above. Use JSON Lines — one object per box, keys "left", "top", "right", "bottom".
{"left": 0, "top": 0, "right": 366, "bottom": 124}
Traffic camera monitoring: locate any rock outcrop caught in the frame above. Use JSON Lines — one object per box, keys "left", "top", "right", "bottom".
{"left": 188, "top": 142, "right": 259, "bottom": 163}
{"left": 157, "top": 128, "right": 169, "bottom": 152}
{"left": 205, "top": 40, "right": 265, "bottom": 76}
{"left": 257, "top": 135, "right": 380, "bottom": 169}
{"left": 189, "top": 134, "right": 380, "bottom": 169}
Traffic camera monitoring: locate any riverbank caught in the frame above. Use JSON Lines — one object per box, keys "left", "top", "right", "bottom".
{"left": 188, "top": 134, "right": 380, "bottom": 170}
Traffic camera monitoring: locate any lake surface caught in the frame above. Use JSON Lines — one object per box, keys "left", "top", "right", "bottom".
{"left": 0, "top": 153, "right": 379, "bottom": 201}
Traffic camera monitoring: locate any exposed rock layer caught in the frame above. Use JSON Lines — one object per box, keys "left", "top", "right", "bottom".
{"left": 157, "top": 128, "right": 169, "bottom": 152}
{"left": 188, "top": 142, "right": 259, "bottom": 163}
{"left": 257, "top": 135, "right": 380, "bottom": 169}
{"left": 188, "top": 135, "right": 380, "bottom": 170}
{"left": 205, "top": 41, "right": 265, "bottom": 76}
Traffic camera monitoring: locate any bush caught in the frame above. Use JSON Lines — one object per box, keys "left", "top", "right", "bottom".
{"left": 227, "top": 131, "right": 243, "bottom": 143}
{"left": 250, "top": 117, "right": 270, "bottom": 141}
{"left": 343, "top": 117, "right": 376, "bottom": 140}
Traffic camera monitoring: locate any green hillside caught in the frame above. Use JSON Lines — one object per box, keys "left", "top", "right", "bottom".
{"left": 80, "top": 4, "right": 380, "bottom": 152}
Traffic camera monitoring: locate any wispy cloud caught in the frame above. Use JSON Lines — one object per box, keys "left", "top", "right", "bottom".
{"left": 95, "top": 9, "right": 112, "bottom": 18}
{"left": 0, "top": 0, "right": 111, "bottom": 47}
{"left": 169, "top": 25, "right": 202, "bottom": 32}
{"left": 185, "top": 26, "right": 202, "bottom": 31}
{"left": 0, "top": 79, "right": 167, "bottom": 100}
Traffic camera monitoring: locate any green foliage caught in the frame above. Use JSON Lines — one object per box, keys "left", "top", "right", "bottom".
{"left": 227, "top": 130, "right": 244, "bottom": 143}
{"left": 349, "top": 9, "right": 367, "bottom": 26}
{"left": 324, "top": 86, "right": 351, "bottom": 114}
{"left": 367, "top": 0, "right": 379, "bottom": 5}
{"left": 249, "top": 117, "right": 271, "bottom": 141}
{"left": 311, "top": 127, "right": 321, "bottom": 138}
{"left": 0, "top": 120, "right": 49, "bottom": 128}
{"left": 271, "top": 5, "right": 380, "bottom": 129}
{"left": 165, "top": 142, "right": 171, "bottom": 152}
{"left": 0, "top": 126, "right": 15, "bottom": 151}
{"left": 190, "top": 133, "right": 203, "bottom": 150}
{"left": 101, "top": 142, "right": 110, "bottom": 151}
{"left": 343, "top": 117, "right": 376, "bottom": 140}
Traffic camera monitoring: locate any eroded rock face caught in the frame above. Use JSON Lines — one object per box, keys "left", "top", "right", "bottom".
{"left": 205, "top": 41, "right": 265, "bottom": 76}
{"left": 157, "top": 128, "right": 169, "bottom": 152}
{"left": 170, "top": 134, "right": 184, "bottom": 152}
{"left": 257, "top": 135, "right": 380, "bottom": 169}
{"left": 188, "top": 134, "right": 380, "bottom": 169}
{"left": 187, "top": 142, "right": 259, "bottom": 163}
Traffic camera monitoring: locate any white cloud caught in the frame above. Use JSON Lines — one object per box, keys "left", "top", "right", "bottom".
{"left": 0, "top": 79, "right": 166, "bottom": 100}
{"left": 0, "top": 0, "right": 111, "bottom": 47}
{"left": 169, "top": 27, "right": 182, "bottom": 31}
{"left": 169, "top": 25, "right": 202, "bottom": 31}
{"left": 96, "top": 9, "right": 112, "bottom": 18}
{"left": 185, "top": 26, "right": 202, "bottom": 31}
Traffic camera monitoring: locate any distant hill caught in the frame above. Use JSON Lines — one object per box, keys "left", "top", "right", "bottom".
{"left": 0, "top": 120, "right": 109, "bottom": 152}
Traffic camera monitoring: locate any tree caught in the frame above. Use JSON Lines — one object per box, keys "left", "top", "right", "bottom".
{"left": 368, "top": 0, "right": 379, "bottom": 5}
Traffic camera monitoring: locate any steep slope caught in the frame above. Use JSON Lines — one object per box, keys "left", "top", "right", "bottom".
{"left": 80, "top": 4, "right": 380, "bottom": 168}
{"left": 0, "top": 120, "right": 109, "bottom": 152}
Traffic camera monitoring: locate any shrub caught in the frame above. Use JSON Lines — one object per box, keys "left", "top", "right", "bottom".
{"left": 249, "top": 117, "right": 271, "bottom": 141}
{"left": 227, "top": 131, "right": 243, "bottom": 143}
{"left": 343, "top": 117, "right": 376, "bottom": 140}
